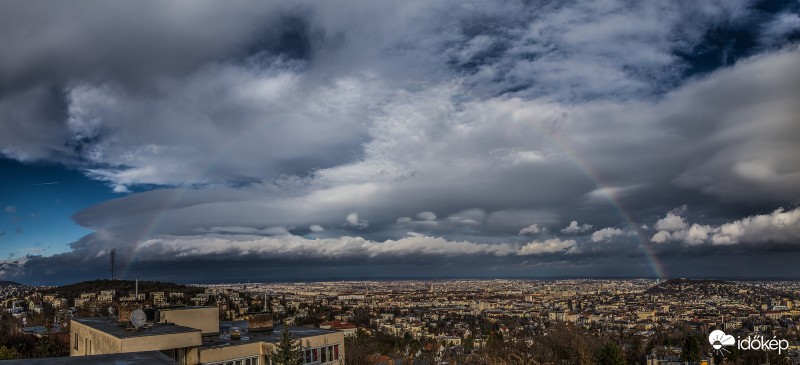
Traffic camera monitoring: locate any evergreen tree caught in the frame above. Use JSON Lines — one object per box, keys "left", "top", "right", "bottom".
{"left": 270, "top": 324, "right": 303, "bottom": 365}
{"left": 679, "top": 336, "right": 702, "bottom": 362}
{"left": 33, "top": 333, "right": 64, "bottom": 358}
{"left": 596, "top": 343, "right": 626, "bottom": 365}
{"left": 463, "top": 334, "right": 474, "bottom": 353}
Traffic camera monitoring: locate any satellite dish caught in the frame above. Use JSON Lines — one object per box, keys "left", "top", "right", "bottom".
{"left": 108, "top": 307, "right": 115, "bottom": 316}
{"left": 130, "top": 309, "right": 146, "bottom": 328}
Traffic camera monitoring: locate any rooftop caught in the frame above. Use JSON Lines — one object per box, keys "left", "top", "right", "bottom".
{"left": 158, "top": 305, "right": 214, "bottom": 311}
{"left": 0, "top": 351, "right": 177, "bottom": 364}
{"left": 202, "top": 324, "right": 336, "bottom": 349}
{"left": 73, "top": 317, "right": 200, "bottom": 339}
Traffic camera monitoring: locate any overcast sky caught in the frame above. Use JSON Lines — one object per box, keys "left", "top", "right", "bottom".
{"left": 1, "top": 0, "right": 799, "bottom": 285}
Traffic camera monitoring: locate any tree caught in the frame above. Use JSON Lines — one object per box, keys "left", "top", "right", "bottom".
{"left": 596, "top": 343, "right": 626, "bottom": 365}
{"left": 463, "top": 334, "right": 474, "bottom": 353}
{"left": 33, "top": 333, "right": 64, "bottom": 358}
{"left": 0, "top": 346, "right": 20, "bottom": 360}
{"left": 679, "top": 336, "right": 702, "bottom": 362}
{"left": 271, "top": 324, "right": 303, "bottom": 365}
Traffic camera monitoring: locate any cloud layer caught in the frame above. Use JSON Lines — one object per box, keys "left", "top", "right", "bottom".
{"left": 1, "top": 0, "right": 799, "bottom": 283}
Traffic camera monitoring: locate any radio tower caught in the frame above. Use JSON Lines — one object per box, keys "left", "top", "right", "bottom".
{"left": 110, "top": 249, "right": 116, "bottom": 280}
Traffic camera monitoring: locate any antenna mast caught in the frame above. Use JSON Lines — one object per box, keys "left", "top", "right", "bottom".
{"left": 110, "top": 249, "right": 116, "bottom": 280}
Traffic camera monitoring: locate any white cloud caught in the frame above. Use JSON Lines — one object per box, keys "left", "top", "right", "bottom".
{"left": 651, "top": 230, "right": 671, "bottom": 244}
{"left": 685, "top": 224, "right": 713, "bottom": 245}
{"left": 309, "top": 225, "right": 325, "bottom": 233}
{"left": 345, "top": 213, "right": 368, "bottom": 229}
{"left": 445, "top": 209, "right": 486, "bottom": 226}
{"left": 590, "top": 227, "right": 625, "bottom": 242}
{"left": 651, "top": 207, "right": 800, "bottom": 246}
{"left": 4, "top": 205, "right": 16, "bottom": 213}
{"left": 585, "top": 185, "right": 645, "bottom": 203}
{"left": 518, "top": 238, "right": 576, "bottom": 255}
{"left": 561, "top": 221, "right": 593, "bottom": 234}
{"left": 654, "top": 212, "right": 688, "bottom": 232}
{"left": 711, "top": 207, "right": 800, "bottom": 245}
{"left": 518, "top": 224, "right": 542, "bottom": 235}
{"left": 135, "top": 234, "right": 518, "bottom": 259}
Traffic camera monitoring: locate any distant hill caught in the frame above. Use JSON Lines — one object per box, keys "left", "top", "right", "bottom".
{"left": 646, "top": 278, "right": 798, "bottom": 299}
{"left": 0, "top": 280, "right": 23, "bottom": 287}
{"left": 645, "top": 278, "right": 729, "bottom": 294}
{"left": 44, "top": 279, "right": 204, "bottom": 299}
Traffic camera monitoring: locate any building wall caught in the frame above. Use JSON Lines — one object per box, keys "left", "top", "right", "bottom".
{"left": 70, "top": 320, "right": 120, "bottom": 356}
{"left": 198, "top": 332, "right": 344, "bottom": 365}
{"left": 159, "top": 307, "right": 220, "bottom": 336}
{"left": 70, "top": 319, "right": 202, "bottom": 360}
{"left": 200, "top": 342, "right": 264, "bottom": 364}
{"left": 120, "top": 332, "right": 202, "bottom": 353}
{"left": 295, "top": 332, "right": 346, "bottom": 365}
{"left": 295, "top": 331, "right": 344, "bottom": 352}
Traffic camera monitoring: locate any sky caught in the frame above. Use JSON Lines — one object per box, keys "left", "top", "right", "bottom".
{"left": 0, "top": 0, "right": 799, "bottom": 285}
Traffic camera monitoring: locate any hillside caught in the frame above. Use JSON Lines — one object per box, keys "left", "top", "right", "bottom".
{"left": 645, "top": 278, "right": 730, "bottom": 295}
{"left": 646, "top": 278, "right": 798, "bottom": 300}
{"left": 44, "top": 279, "right": 204, "bottom": 299}
{"left": 0, "top": 280, "right": 23, "bottom": 287}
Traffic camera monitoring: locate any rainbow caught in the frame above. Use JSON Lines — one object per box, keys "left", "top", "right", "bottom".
{"left": 117, "top": 111, "right": 666, "bottom": 280}
{"left": 550, "top": 134, "right": 666, "bottom": 279}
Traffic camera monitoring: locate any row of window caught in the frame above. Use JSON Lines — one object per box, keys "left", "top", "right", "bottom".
{"left": 207, "top": 356, "right": 259, "bottom": 365}
{"left": 304, "top": 344, "right": 339, "bottom": 364}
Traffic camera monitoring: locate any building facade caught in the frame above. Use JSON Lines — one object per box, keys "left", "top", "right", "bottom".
{"left": 68, "top": 306, "right": 344, "bottom": 365}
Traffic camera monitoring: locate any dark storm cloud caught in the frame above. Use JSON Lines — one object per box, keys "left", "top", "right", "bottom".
{"left": 0, "top": 1, "right": 291, "bottom": 91}
{"left": 1, "top": 0, "right": 799, "bottom": 282}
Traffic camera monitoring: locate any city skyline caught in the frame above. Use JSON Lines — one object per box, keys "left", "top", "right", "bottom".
{"left": 1, "top": 0, "right": 799, "bottom": 285}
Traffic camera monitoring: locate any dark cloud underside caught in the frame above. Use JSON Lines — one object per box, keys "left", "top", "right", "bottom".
{"left": 0, "top": 0, "right": 799, "bottom": 284}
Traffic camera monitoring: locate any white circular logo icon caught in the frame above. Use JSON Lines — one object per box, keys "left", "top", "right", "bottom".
{"left": 709, "top": 330, "right": 735, "bottom": 350}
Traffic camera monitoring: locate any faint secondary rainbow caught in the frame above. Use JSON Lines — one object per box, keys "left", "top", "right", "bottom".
{"left": 118, "top": 124, "right": 262, "bottom": 279}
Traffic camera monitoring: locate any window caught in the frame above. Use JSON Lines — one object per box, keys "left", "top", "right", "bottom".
{"left": 299, "top": 344, "right": 343, "bottom": 364}
{"left": 207, "top": 356, "right": 259, "bottom": 365}
{"left": 73, "top": 333, "right": 78, "bottom": 351}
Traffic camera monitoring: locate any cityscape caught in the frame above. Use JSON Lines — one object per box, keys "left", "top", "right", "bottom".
{"left": 1, "top": 278, "right": 800, "bottom": 364}
{"left": 1, "top": 0, "right": 800, "bottom": 364}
